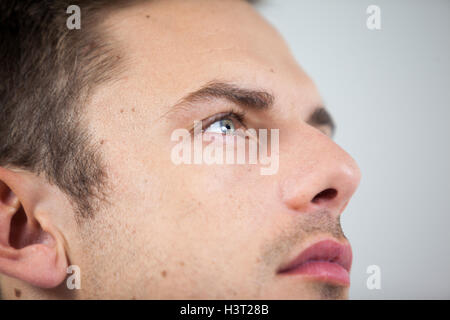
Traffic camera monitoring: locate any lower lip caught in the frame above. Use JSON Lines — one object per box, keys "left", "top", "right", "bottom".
{"left": 281, "top": 261, "right": 350, "bottom": 286}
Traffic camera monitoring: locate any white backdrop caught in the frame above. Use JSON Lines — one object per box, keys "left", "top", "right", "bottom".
{"left": 257, "top": 0, "right": 450, "bottom": 299}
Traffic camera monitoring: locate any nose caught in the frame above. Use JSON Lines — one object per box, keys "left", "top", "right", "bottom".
{"left": 279, "top": 127, "right": 361, "bottom": 216}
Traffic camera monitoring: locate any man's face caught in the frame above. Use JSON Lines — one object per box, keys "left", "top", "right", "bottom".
{"left": 69, "top": 0, "right": 361, "bottom": 299}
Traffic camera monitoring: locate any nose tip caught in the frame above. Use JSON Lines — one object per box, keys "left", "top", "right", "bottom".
{"left": 280, "top": 157, "right": 361, "bottom": 215}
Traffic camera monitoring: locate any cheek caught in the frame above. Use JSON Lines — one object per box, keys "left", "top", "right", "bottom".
{"left": 154, "top": 163, "right": 277, "bottom": 261}
{"left": 89, "top": 149, "right": 286, "bottom": 297}
{"left": 163, "top": 163, "right": 265, "bottom": 221}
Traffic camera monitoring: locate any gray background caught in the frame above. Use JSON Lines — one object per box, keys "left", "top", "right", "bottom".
{"left": 257, "top": 0, "right": 450, "bottom": 299}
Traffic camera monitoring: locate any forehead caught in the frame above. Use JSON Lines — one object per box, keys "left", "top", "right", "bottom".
{"left": 97, "top": 0, "right": 321, "bottom": 119}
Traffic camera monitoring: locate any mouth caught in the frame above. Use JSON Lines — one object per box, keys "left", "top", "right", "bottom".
{"left": 276, "top": 239, "right": 352, "bottom": 286}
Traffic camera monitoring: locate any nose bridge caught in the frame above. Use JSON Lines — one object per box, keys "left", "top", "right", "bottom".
{"left": 278, "top": 125, "right": 361, "bottom": 215}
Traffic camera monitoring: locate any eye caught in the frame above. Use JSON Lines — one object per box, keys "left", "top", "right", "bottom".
{"left": 202, "top": 110, "right": 246, "bottom": 135}
{"left": 205, "top": 118, "right": 237, "bottom": 135}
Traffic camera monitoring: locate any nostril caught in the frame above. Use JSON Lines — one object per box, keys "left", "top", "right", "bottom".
{"left": 312, "top": 188, "right": 338, "bottom": 204}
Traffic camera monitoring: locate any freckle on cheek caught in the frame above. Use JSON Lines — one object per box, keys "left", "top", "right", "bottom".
{"left": 161, "top": 270, "right": 167, "bottom": 278}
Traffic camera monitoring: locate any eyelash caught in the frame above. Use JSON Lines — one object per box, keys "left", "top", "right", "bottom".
{"left": 195, "top": 108, "right": 247, "bottom": 134}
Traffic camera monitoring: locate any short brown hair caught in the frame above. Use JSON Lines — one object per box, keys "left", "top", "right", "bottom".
{"left": 0, "top": 0, "right": 131, "bottom": 219}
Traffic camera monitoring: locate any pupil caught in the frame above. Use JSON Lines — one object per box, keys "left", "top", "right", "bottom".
{"left": 221, "top": 120, "right": 233, "bottom": 133}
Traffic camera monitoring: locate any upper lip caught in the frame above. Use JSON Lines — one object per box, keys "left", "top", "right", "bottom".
{"left": 277, "top": 239, "right": 352, "bottom": 274}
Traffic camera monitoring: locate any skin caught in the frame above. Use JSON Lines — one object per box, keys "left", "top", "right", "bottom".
{"left": 0, "top": 0, "right": 361, "bottom": 299}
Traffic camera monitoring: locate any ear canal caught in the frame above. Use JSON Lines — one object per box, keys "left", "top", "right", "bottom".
{"left": 9, "top": 206, "right": 54, "bottom": 249}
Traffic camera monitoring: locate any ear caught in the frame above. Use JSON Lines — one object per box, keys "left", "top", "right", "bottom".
{"left": 0, "top": 166, "right": 68, "bottom": 288}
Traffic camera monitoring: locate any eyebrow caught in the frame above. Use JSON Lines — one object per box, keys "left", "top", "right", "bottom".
{"left": 169, "top": 81, "right": 335, "bottom": 136}
{"left": 173, "top": 81, "right": 274, "bottom": 111}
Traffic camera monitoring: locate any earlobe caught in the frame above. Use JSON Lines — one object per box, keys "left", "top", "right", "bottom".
{"left": 0, "top": 168, "right": 68, "bottom": 289}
